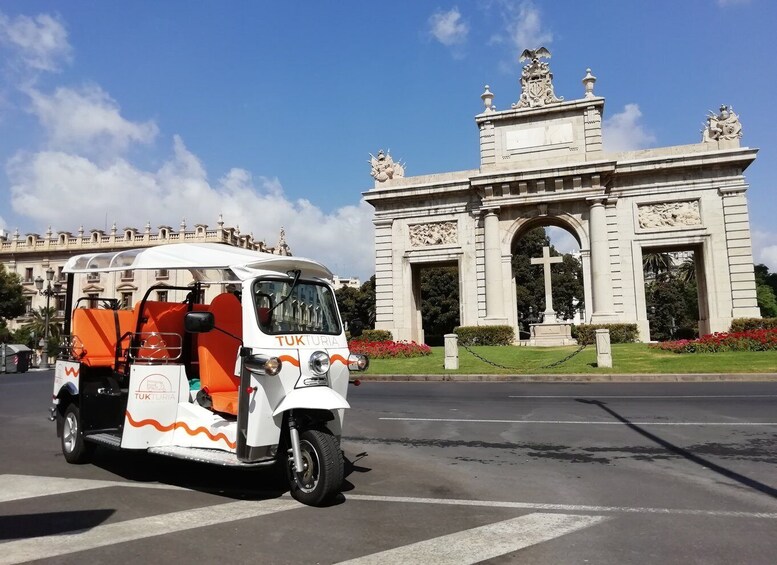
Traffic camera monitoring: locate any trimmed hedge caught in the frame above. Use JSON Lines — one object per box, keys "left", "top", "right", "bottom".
{"left": 730, "top": 317, "right": 777, "bottom": 332}
{"left": 453, "top": 325, "right": 514, "bottom": 346}
{"left": 350, "top": 329, "right": 393, "bottom": 342}
{"left": 572, "top": 324, "right": 639, "bottom": 345}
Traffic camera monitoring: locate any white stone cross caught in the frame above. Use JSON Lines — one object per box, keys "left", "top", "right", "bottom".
{"left": 531, "top": 246, "right": 563, "bottom": 323}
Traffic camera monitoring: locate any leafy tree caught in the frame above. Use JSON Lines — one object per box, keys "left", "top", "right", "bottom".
{"left": 756, "top": 284, "right": 777, "bottom": 317}
{"left": 0, "top": 265, "right": 25, "bottom": 322}
{"left": 676, "top": 256, "right": 696, "bottom": 284}
{"left": 420, "top": 266, "right": 460, "bottom": 342}
{"left": 512, "top": 228, "right": 583, "bottom": 322}
{"left": 646, "top": 278, "right": 698, "bottom": 341}
{"left": 335, "top": 276, "right": 376, "bottom": 330}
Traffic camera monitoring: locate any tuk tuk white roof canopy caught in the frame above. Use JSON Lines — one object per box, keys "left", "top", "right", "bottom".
{"left": 62, "top": 243, "right": 333, "bottom": 282}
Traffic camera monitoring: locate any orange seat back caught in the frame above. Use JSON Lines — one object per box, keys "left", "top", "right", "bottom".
{"left": 72, "top": 308, "right": 134, "bottom": 367}
{"left": 133, "top": 301, "right": 189, "bottom": 361}
{"left": 198, "top": 293, "right": 243, "bottom": 398}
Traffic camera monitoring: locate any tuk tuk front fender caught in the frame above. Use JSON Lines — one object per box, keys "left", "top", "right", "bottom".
{"left": 272, "top": 387, "right": 349, "bottom": 417}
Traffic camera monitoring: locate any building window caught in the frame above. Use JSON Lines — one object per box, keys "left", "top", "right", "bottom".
{"left": 157, "top": 290, "right": 168, "bottom": 302}
{"left": 88, "top": 294, "right": 99, "bottom": 308}
{"left": 121, "top": 292, "right": 133, "bottom": 310}
{"left": 55, "top": 295, "right": 65, "bottom": 317}
{"left": 57, "top": 266, "right": 65, "bottom": 281}
{"left": 121, "top": 269, "right": 134, "bottom": 281}
{"left": 24, "top": 268, "right": 33, "bottom": 283}
{"left": 86, "top": 272, "right": 100, "bottom": 283}
{"left": 24, "top": 296, "right": 33, "bottom": 314}
{"left": 155, "top": 269, "right": 169, "bottom": 279}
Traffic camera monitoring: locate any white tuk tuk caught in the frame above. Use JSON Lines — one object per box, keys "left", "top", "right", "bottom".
{"left": 49, "top": 242, "right": 368, "bottom": 506}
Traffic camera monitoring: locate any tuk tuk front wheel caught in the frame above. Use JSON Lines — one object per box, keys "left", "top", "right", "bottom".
{"left": 287, "top": 428, "right": 343, "bottom": 506}
{"left": 61, "top": 404, "right": 94, "bottom": 464}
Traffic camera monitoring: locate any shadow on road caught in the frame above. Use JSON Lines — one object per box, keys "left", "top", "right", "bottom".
{"left": 0, "top": 509, "right": 115, "bottom": 540}
{"left": 576, "top": 398, "right": 777, "bottom": 500}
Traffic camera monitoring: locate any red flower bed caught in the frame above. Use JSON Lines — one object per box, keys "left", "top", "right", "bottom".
{"left": 651, "top": 328, "right": 777, "bottom": 353}
{"left": 349, "top": 339, "right": 431, "bottom": 359}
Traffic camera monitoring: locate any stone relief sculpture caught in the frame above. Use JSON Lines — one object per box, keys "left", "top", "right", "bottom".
{"left": 409, "top": 221, "right": 457, "bottom": 247}
{"left": 513, "top": 47, "right": 563, "bottom": 109}
{"left": 369, "top": 149, "right": 405, "bottom": 182}
{"left": 638, "top": 201, "right": 701, "bottom": 229}
{"left": 702, "top": 105, "right": 742, "bottom": 142}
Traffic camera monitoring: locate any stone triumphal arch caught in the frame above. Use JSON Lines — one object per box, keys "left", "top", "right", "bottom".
{"left": 363, "top": 50, "right": 760, "bottom": 343}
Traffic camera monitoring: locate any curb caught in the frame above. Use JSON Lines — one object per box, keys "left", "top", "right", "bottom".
{"left": 358, "top": 373, "right": 777, "bottom": 383}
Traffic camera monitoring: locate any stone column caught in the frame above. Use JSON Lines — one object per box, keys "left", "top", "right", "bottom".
{"left": 588, "top": 198, "right": 616, "bottom": 323}
{"left": 483, "top": 209, "right": 507, "bottom": 324}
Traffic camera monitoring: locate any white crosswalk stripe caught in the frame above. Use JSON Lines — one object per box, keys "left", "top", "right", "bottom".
{"left": 0, "top": 498, "right": 300, "bottom": 564}
{"left": 0, "top": 474, "right": 617, "bottom": 564}
{"left": 335, "top": 512, "right": 608, "bottom": 565}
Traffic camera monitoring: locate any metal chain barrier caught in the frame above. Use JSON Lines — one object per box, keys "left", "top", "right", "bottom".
{"left": 459, "top": 341, "right": 587, "bottom": 370}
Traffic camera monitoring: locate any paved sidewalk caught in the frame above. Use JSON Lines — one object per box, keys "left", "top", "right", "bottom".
{"left": 361, "top": 373, "right": 777, "bottom": 382}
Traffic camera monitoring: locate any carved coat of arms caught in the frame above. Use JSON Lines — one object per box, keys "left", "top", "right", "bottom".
{"left": 513, "top": 47, "right": 563, "bottom": 109}
{"left": 702, "top": 105, "right": 742, "bottom": 142}
{"left": 369, "top": 149, "right": 405, "bottom": 182}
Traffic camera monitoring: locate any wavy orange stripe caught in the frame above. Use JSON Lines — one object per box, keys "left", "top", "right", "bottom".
{"left": 64, "top": 367, "right": 80, "bottom": 377}
{"left": 279, "top": 355, "right": 300, "bottom": 367}
{"left": 125, "top": 411, "right": 236, "bottom": 449}
{"left": 330, "top": 354, "right": 349, "bottom": 366}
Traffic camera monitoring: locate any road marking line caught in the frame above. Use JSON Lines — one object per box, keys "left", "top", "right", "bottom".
{"left": 0, "top": 474, "right": 184, "bottom": 504}
{"left": 0, "top": 498, "right": 300, "bottom": 565}
{"left": 335, "top": 513, "right": 608, "bottom": 565}
{"left": 508, "top": 394, "right": 777, "bottom": 399}
{"left": 345, "top": 493, "right": 777, "bottom": 519}
{"left": 379, "top": 417, "right": 777, "bottom": 426}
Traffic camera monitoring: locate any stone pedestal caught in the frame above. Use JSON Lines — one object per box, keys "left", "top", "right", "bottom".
{"left": 526, "top": 323, "right": 577, "bottom": 347}
{"left": 444, "top": 333, "right": 459, "bottom": 370}
{"left": 595, "top": 328, "right": 612, "bottom": 368}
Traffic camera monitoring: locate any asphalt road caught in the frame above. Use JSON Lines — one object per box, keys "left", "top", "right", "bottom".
{"left": 1, "top": 371, "right": 776, "bottom": 564}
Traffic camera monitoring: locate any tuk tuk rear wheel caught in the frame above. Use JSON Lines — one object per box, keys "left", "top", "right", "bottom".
{"left": 61, "top": 404, "right": 94, "bottom": 464}
{"left": 287, "top": 428, "right": 343, "bottom": 506}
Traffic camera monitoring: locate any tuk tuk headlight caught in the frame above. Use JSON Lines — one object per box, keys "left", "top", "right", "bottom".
{"left": 348, "top": 353, "right": 369, "bottom": 372}
{"left": 246, "top": 354, "right": 282, "bottom": 376}
{"left": 309, "top": 351, "right": 330, "bottom": 375}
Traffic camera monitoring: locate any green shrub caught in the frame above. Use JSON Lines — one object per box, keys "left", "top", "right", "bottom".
{"left": 730, "top": 317, "right": 777, "bottom": 332}
{"left": 453, "top": 325, "right": 514, "bottom": 346}
{"left": 350, "top": 329, "right": 393, "bottom": 342}
{"left": 572, "top": 324, "right": 639, "bottom": 345}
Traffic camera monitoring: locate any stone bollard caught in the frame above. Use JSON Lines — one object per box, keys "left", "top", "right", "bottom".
{"left": 595, "top": 328, "right": 612, "bottom": 368}
{"left": 444, "top": 333, "right": 459, "bottom": 370}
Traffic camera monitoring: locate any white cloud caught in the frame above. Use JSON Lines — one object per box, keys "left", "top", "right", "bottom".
{"left": 429, "top": 7, "right": 469, "bottom": 47}
{"left": 6, "top": 137, "right": 376, "bottom": 279}
{"left": 546, "top": 226, "right": 579, "bottom": 253}
{"left": 752, "top": 230, "right": 777, "bottom": 272}
{"left": 498, "top": 0, "right": 552, "bottom": 53}
{"left": 603, "top": 103, "right": 656, "bottom": 152}
{"left": 0, "top": 12, "right": 72, "bottom": 72}
{"left": 26, "top": 84, "right": 159, "bottom": 156}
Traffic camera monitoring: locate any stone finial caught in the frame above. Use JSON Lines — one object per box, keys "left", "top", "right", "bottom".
{"left": 46, "top": 225, "right": 53, "bottom": 239}
{"left": 110, "top": 222, "right": 117, "bottom": 235}
{"left": 582, "top": 68, "right": 596, "bottom": 99}
{"left": 77, "top": 225, "right": 84, "bottom": 237}
{"left": 480, "top": 85, "right": 495, "bottom": 112}
{"left": 14, "top": 227, "right": 20, "bottom": 241}
{"left": 180, "top": 218, "right": 186, "bottom": 232}
{"left": 369, "top": 149, "right": 405, "bottom": 182}
{"left": 144, "top": 221, "right": 151, "bottom": 234}
{"left": 217, "top": 214, "right": 224, "bottom": 227}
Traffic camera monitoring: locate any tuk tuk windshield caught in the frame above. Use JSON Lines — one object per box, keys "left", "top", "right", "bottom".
{"left": 253, "top": 278, "right": 341, "bottom": 335}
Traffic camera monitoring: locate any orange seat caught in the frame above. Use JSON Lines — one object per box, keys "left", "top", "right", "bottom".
{"left": 197, "top": 293, "right": 243, "bottom": 415}
{"left": 72, "top": 308, "right": 134, "bottom": 367}
{"left": 134, "top": 301, "right": 188, "bottom": 360}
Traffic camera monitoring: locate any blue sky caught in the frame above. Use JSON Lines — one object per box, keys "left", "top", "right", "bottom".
{"left": 0, "top": 0, "right": 775, "bottom": 280}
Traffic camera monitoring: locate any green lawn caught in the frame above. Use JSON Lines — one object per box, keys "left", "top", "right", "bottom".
{"left": 362, "top": 343, "right": 777, "bottom": 375}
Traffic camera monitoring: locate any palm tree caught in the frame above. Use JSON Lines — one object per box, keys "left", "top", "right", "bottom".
{"left": 676, "top": 256, "right": 696, "bottom": 283}
{"left": 22, "top": 306, "right": 62, "bottom": 356}
{"left": 643, "top": 252, "right": 673, "bottom": 281}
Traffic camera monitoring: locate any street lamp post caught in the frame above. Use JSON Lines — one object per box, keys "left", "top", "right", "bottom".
{"left": 34, "top": 267, "right": 62, "bottom": 369}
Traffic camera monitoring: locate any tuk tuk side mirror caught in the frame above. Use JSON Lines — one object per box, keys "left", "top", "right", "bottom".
{"left": 349, "top": 319, "right": 364, "bottom": 338}
{"left": 185, "top": 311, "right": 215, "bottom": 333}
